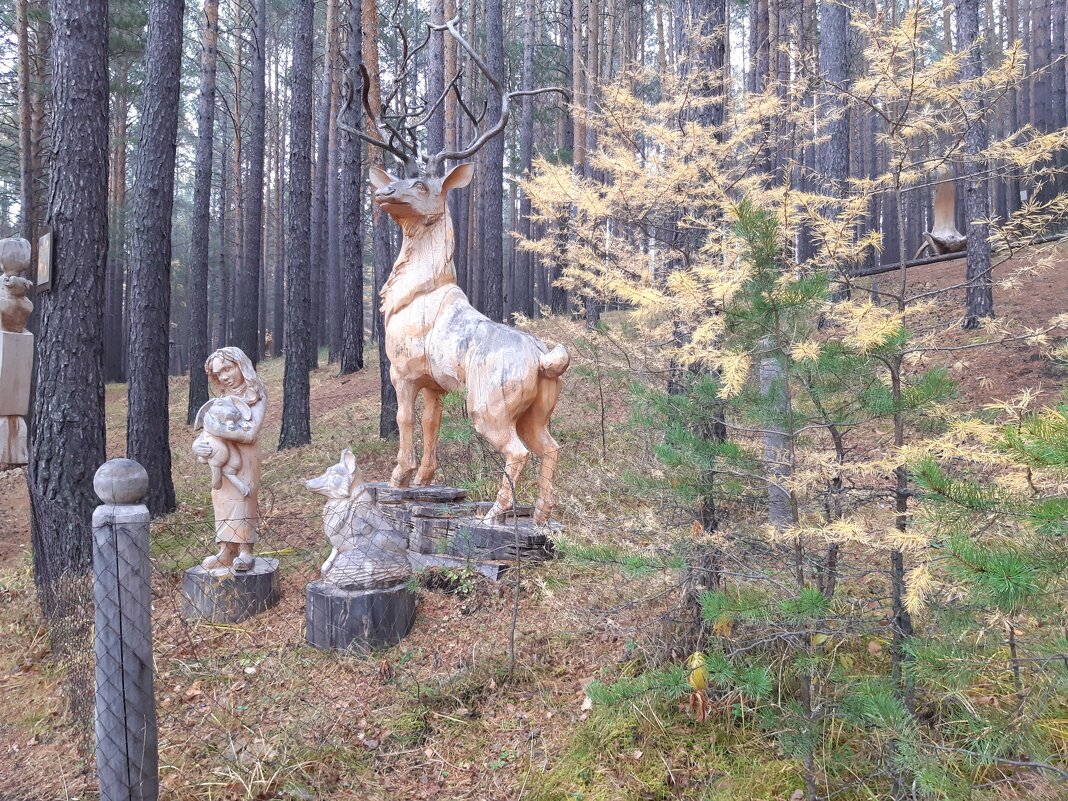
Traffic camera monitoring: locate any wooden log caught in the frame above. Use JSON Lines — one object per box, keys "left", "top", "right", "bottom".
{"left": 410, "top": 516, "right": 454, "bottom": 554}
{"left": 375, "top": 484, "right": 468, "bottom": 503}
{"left": 305, "top": 579, "right": 417, "bottom": 650}
{"left": 447, "top": 517, "right": 557, "bottom": 561}
{"left": 407, "top": 551, "right": 510, "bottom": 581}
{"left": 92, "top": 459, "right": 158, "bottom": 801}
{"left": 181, "top": 558, "right": 280, "bottom": 623}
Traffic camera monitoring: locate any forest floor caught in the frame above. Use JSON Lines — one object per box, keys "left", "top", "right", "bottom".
{"left": 0, "top": 242, "right": 1066, "bottom": 801}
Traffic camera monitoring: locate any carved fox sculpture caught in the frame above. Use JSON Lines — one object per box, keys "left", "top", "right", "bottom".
{"left": 371, "top": 163, "right": 570, "bottom": 525}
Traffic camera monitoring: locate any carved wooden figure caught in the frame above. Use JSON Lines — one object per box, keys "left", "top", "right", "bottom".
{"left": 337, "top": 17, "right": 570, "bottom": 525}
{"left": 306, "top": 449, "right": 411, "bottom": 589}
{"left": 0, "top": 237, "right": 33, "bottom": 466}
{"left": 915, "top": 167, "right": 966, "bottom": 259}
{"left": 371, "top": 164, "right": 570, "bottom": 524}
{"left": 191, "top": 347, "right": 266, "bottom": 571}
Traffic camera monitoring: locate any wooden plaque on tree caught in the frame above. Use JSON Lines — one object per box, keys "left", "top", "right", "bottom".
{"left": 36, "top": 230, "right": 52, "bottom": 292}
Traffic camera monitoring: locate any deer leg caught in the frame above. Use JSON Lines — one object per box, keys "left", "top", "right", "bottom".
{"left": 414, "top": 389, "right": 443, "bottom": 486}
{"left": 391, "top": 380, "right": 419, "bottom": 488}
{"left": 517, "top": 378, "right": 563, "bottom": 524}
{"left": 521, "top": 426, "right": 560, "bottom": 525}
{"left": 475, "top": 422, "right": 528, "bottom": 524}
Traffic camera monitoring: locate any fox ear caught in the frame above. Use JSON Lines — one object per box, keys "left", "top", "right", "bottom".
{"left": 341, "top": 449, "right": 358, "bottom": 474}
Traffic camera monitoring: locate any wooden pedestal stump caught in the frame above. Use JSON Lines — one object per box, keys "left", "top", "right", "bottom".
{"left": 305, "top": 580, "right": 417, "bottom": 651}
{"left": 181, "top": 558, "right": 280, "bottom": 622}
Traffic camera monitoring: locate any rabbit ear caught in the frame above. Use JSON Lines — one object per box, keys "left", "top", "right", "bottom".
{"left": 234, "top": 399, "right": 252, "bottom": 420}
{"left": 193, "top": 400, "right": 214, "bottom": 431}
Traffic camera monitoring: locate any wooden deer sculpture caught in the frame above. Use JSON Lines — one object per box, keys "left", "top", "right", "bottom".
{"left": 338, "top": 17, "right": 570, "bottom": 525}
{"left": 914, "top": 166, "right": 966, "bottom": 259}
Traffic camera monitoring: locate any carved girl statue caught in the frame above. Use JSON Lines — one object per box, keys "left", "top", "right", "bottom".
{"left": 192, "top": 347, "right": 267, "bottom": 571}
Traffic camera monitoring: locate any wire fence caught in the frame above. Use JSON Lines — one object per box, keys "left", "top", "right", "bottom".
{"left": 6, "top": 343, "right": 1068, "bottom": 801}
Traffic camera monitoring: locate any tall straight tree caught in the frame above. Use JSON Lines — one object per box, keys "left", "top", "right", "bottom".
{"left": 481, "top": 0, "right": 506, "bottom": 322}
{"left": 957, "top": 0, "right": 994, "bottom": 327}
{"left": 310, "top": 0, "right": 340, "bottom": 369}
{"left": 1052, "top": 0, "right": 1066, "bottom": 192}
{"left": 819, "top": 0, "right": 849, "bottom": 294}
{"left": 515, "top": 0, "right": 537, "bottom": 318}
{"left": 187, "top": 0, "right": 221, "bottom": 425}
{"left": 338, "top": 0, "right": 364, "bottom": 375}
{"left": 16, "top": 0, "right": 38, "bottom": 246}
{"left": 237, "top": 0, "right": 267, "bottom": 363}
{"left": 362, "top": 0, "right": 398, "bottom": 439}
{"left": 126, "top": 0, "right": 185, "bottom": 516}
{"left": 279, "top": 0, "right": 315, "bottom": 449}
{"left": 427, "top": 0, "right": 446, "bottom": 163}
{"left": 29, "top": 0, "right": 109, "bottom": 606}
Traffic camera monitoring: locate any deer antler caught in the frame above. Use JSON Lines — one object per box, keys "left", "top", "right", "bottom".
{"left": 336, "top": 68, "right": 420, "bottom": 176}
{"left": 425, "top": 17, "right": 569, "bottom": 176}
{"left": 337, "top": 13, "right": 569, "bottom": 178}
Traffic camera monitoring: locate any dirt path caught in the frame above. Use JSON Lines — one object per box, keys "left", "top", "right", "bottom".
{"left": 0, "top": 468, "right": 30, "bottom": 570}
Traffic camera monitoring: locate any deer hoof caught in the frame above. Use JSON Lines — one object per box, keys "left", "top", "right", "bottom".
{"left": 390, "top": 465, "right": 415, "bottom": 487}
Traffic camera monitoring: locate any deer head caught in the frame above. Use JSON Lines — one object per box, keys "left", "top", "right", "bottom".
{"left": 369, "top": 163, "right": 474, "bottom": 221}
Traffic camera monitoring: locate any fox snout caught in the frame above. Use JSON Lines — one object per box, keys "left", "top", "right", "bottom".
{"left": 306, "top": 472, "right": 349, "bottom": 498}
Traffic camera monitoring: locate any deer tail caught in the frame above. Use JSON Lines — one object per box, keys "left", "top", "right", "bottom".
{"left": 538, "top": 344, "right": 570, "bottom": 379}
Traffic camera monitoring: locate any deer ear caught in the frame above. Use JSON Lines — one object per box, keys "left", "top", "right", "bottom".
{"left": 369, "top": 167, "right": 397, "bottom": 191}
{"left": 441, "top": 163, "right": 474, "bottom": 193}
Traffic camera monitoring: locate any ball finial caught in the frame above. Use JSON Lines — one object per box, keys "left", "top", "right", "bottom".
{"left": 94, "top": 458, "right": 149, "bottom": 505}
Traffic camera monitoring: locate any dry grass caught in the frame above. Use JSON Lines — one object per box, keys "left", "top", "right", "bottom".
{"left": 0, "top": 247, "right": 1066, "bottom": 800}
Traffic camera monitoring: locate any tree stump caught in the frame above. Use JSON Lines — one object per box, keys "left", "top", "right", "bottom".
{"left": 305, "top": 580, "right": 417, "bottom": 651}
{"left": 181, "top": 557, "right": 280, "bottom": 623}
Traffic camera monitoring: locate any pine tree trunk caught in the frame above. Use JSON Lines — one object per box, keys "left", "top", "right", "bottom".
{"left": 279, "top": 0, "right": 314, "bottom": 450}
{"left": 235, "top": 0, "right": 267, "bottom": 363}
{"left": 16, "top": 0, "right": 36, "bottom": 245}
{"left": 104, "top": 80, "right": 129, "bottom": 383}
{"left": 1051, "top": 0, "right": 1066, "bottom": 193}
{"left": 187, "top": 0, "right": 220, "bottom": 424}
{"left": 361, "top": 0, "right": 398, "bottom": 438}
{"left": 339, "top": 0, "right": 364, "bottom": 375}
{"left": 428, "top": 0, "right": 446, "bottom": 166}
{"left": 215, "top": 138, "right": 230, "bottom": 350}
{"left": 309, "top": 0, "right": 339, "bottom": 370}
{"left": 516, "top": 0, "right": 536, "bottom": 318}
{"left": 958, "top": 0, "right": 994, "bottom": 327}
{"left": 272, "top": 50, "right": 285, "bottom": 357}
{"left": 481, "top": 0, "right": 506, "bottom": 322}
{"left": 29, "top": 0, "right": 109, "bottom": 608}
{"left": 127, "top": 0, "right": 184, "bottom": 516}
{"left": 818, "top": 2, "right": 849, "bottom": 212}
{"left": 327, "top": 84, "right": 341, "bottom": 363}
